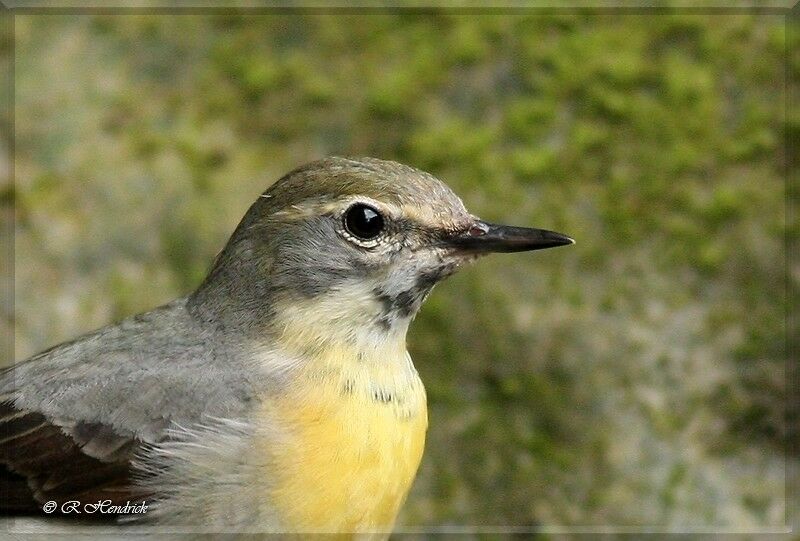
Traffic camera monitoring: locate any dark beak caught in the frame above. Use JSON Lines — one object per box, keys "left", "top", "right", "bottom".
{"left": 447, "top": 221, "right": 574, "bottom": 254}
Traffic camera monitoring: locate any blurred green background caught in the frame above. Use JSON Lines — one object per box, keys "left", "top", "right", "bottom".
{"left": 4, "top": 11, "right": 794, "bottom": 531}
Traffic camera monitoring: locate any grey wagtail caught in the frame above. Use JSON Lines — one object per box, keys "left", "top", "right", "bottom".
{"left": 1, "top": 157, "right": 573, "bottom": 535}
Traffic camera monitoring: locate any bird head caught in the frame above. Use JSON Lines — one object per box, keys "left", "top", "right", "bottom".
{"left": 190, "top": 157, "right": 573, "bottom": 352}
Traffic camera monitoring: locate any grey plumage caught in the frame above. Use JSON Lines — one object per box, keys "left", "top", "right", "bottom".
{"left": 1, "top": 297, "right": 279, "bottom": 517}
{"left": 5, "top": 298, "right": 272, "bottom": 441}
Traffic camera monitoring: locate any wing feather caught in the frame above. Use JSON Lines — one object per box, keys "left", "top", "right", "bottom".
{"left": 0, "top": 400, "right": 147, "bottom": 516}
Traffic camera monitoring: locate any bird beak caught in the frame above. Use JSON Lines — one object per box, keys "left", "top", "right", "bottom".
{"left": 446, "top": 220, "right": 574, "bottom": 254}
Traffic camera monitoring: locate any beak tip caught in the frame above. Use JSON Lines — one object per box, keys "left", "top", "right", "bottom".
{"left": 542, "top": 231, "right": 574, "bottom": 249}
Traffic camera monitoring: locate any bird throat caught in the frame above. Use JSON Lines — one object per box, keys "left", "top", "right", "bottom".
{"left": 267, "top": 282, "right": 427, "bottom": 418}
{"left": 253, "top": 283, "right": 429, "bottom": 534}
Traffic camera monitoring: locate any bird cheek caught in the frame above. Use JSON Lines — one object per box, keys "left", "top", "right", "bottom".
{"left": 437, "top": 247, "right": 483, "bottom": 271}
{"left": 414, "top": 257, "right": 461, "bottom": 290}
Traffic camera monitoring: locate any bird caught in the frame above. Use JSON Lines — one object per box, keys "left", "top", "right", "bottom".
{"left": 1, "top": 156, "right": 573, "bottom": 536}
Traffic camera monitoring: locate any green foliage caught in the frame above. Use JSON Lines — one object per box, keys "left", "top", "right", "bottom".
{"left": 9, "top": 12, "right": 790, "bottom": 531}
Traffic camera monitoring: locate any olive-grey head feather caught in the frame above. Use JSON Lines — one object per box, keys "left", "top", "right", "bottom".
{"left": 189, "top": 156, "right": 477, "bottom": 339}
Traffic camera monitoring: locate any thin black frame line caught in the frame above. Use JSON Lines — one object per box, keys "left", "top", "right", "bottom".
{"left": 785, "top": 4, "right": 798, "bottom": 536}
{"left": 1, "top": 3, "right": 14, "bottom": 533}
{"left": 0, "top": 5, "right": 795, "bottom": 15}
{"left": 3, "top": 6, "right": 795, "bottom": 536}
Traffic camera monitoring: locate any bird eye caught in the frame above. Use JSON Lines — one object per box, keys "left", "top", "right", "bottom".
{"left": 344, "top": 203, "right": 385, "bottom": 240}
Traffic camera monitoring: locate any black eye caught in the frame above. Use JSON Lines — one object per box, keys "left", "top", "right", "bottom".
{"left": 344, "top": 203, "right": 385, "bottom": 240}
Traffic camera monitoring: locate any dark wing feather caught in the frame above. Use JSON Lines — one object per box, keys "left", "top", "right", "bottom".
{"left": 0, "top": 400, "right": 148, "bottom": 517}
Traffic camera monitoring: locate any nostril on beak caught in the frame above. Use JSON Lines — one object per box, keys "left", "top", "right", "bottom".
{"left": 468, "top": 223, "right": 489, "bottom": 237}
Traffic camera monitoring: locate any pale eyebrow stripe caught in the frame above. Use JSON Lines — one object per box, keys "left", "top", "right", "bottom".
{"left": 267, "top": 195, "right": 392, "bottom": 221}
{"left": 266, "top": 197, "right": 469, "bottom": 236}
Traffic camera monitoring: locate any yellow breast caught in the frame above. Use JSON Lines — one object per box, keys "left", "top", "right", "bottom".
{"left": 256, "top": 347, "right": 428, "bottom": 536}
